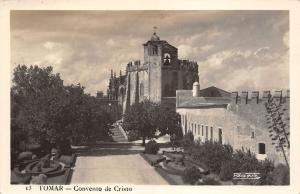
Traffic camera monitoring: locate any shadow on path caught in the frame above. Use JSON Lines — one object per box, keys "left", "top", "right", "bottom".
{"left": 73, "top": 143, "right": 144, "bottom": 157}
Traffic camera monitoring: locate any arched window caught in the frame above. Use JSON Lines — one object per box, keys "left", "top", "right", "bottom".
{"left": 140, "top": 83, "right": 144, "bottom": 97}
{"left": 163, "top": 53, "right": 171, "bottom": 65}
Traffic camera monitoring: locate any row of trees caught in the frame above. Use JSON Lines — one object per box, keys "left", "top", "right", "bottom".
{"left": 11, "top": 65, "right": 114, "bottom": 159}
{"left": 123, "top": 100, "right": 182, "bottom": 145}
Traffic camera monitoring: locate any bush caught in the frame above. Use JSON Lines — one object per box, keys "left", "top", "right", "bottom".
{"left": 220, "top": 161, "right": 233, "bottom": 181}
{"left": 199, "top": 177, "right": 221, "bottom": 185}
{"left": 267, "top": 164, "right": 289, "bottom": 185}
{"left": 57, "top": 138, "right": 72, "bottom": 155}
{"left": 127, "top": 130, "right": 141, "bottom": 142}
{"left": 190, "top": 141, "right": 233, "bottom": 174}
{"left": 145, "top": 140, "right": 159, "bottom": 154}
{"left": 17, "top": 151, "right": 33, "bottom": 161}
{"left": 258, "top": 159, "right": 275, "bottom": 185}
{"left": 231, "top": 149, "right": 259, "bottom": 173}
{"left": 182, "top": 131, "right": 194, "bottom": 147}
{"left": 182, "top": 166, "right": 201, "bottom": 184}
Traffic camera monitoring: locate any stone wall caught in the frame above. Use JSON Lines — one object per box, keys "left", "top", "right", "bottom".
{"left": 176, "top": 90, "right": 290, "bottom": 165}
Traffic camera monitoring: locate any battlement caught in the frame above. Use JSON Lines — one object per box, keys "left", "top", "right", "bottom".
{"left": 126, "top": 60, "right": 148, "bottom": 72}
{"left": 230, "top": 90, "right": 290, "bottom": 104}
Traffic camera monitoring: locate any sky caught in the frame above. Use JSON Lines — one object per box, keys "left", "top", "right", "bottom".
{"left": 11, "top": 10, "right": 289, "bottom": 95}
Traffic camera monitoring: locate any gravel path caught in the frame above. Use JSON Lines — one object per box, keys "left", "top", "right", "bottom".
{"left": 71, "top": 145, "right": 168, "bottom": 185}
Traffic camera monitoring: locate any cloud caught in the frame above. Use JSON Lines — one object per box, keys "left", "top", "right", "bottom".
{"left": 43, "top": 41, "right": 55, "bottom": 49}
{"left": 11, "top": 10, "right": 289, "bottom": 95}
{"left": 254, "top": 46, "right": 270, "bottom": 56}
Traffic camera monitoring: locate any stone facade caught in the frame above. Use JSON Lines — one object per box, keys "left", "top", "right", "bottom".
{"left": 107, "top": 32, "right": 199, "bottom": 112}
{"left": 176, "top": 87, "right": 290, "bottom": 165}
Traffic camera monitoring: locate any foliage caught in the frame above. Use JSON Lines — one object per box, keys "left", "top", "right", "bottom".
{"left": 219, "top": 161, "right": 233, "bottom": 181}
{"left": 123, "top": 100, "right": 182, "bottom": 145}
{"left": 198, "top": 177, "right": 221, "bottom": 185}
{"left": 157, "top": 106, "right": 182, "bottom": 137}
{"left": 190, "top": 141, "right": 233, "bottom": 174}
{"left": 126, "top": 130, "right": 141, "bottom": 142}
{"left": 182, "top": 166, "right": 201, "bottom": 185}
{"left": 145, "top": 140, "right": 159, "bottom": 154}
{"left": 11, "top": 65, "right": 113, "bottom": 164}
{"left": 265, "top": 94, "right": 290, "bottom": 168}
{"left": 231, "top": 149, "right": 259, "bottom": 173}
{"left": 266, "top": 164, "right": 289, "bottom": 185}
{"left": 230, "top": 149, "right": 274, "bottom": 185}
{"left": 182, "top": 131, "right": 195, "bottom": 147}
{"left": 187, "top": 141, "right": 276, "bottom": 185}
{"left": 123, "top": 100, "right": 160, "bottom": 145}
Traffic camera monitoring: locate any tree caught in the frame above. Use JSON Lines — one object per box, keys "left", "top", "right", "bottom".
{"left": 265, "top": 94, "right": 290, "bottom": 168}
{"left": 11, "top": 65, "right": 67, "bottom": 153}
{"left": 157, "top": 105, "right": 182, "bottom": 137}
{"left": 11, "top": 65, "right": 112, "bottom": 160}
{"left": 123, "top": 100, "right": 182, "bottom": 146}
{"left": 123, "top": 100, "right": 159, "bottom": 145}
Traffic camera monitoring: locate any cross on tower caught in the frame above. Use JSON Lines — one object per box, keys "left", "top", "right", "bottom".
{"left": 153, "top": 26, "right": 157, "bottom": 34}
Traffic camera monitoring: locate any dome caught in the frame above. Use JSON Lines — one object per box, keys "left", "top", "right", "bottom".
{"left": 150, "top": 32, "right": 160, "bottom": 41}
{"left": 193, "top": 82, "right": 200, "bottom": 86}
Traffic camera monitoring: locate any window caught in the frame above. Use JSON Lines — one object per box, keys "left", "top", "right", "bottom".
{"left": 251, "top": 132, "right": 255, "bottom": 139}
{"left": 163, "top": 53, "right": 171, "bottom": 65}
{"left": 202, "top": 125, "right": 204, "bottom": 136}
{"left": 205, "top": 126, "right": 208, "bottom": 140}
{"left": 210, "top": 127, "right": 213, "bottom": 141}
{"left": 258, "top": 143, "right": 266, "bottom": 154}
{"left": 198, "top": 125, "right": 200, "bottom": 135}
{"left": 140, "top": 83, "right": 144, "bottom": 97}
{"left": 218, "top": 128, "right": 223, "bottom": 144}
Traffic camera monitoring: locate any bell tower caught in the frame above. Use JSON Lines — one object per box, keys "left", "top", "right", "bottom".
{"left": 143, "top": 27, "right": 163, "bottom": 65}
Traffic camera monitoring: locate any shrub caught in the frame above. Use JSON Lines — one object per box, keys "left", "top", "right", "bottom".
{"left": 258, "top": 159, "right": 275, "bottom": 185}
{"left": 145, "top": 140, "right": 159, "bottom": 154}
{"left": 199, "top": 177, "right": 221, "bottom": 185}
{"left": 127, "top": 130, "right": 141, "bottom": 142}
{"left": 267, "top": 164, "right": 289, "bottom": 185}
{"left": 182, "top": 131, "right": 194, "bottom": 147}
{"left": 230, "top": 149, "right": 275, "bottom": 185}
{"left": 182, "top": 166, "right": 201, "bottom": 184}
{"left": 191, "top": 141, "right": 233, "bottom": 174}
{"left": 220, "top": 161, "right": 233, "bottom": 181}
{"left": 236, "top": 179, "right": 260, "bottom": 185}
{"left": 17, "top": 151, "right": 33, "bottom": 161}
{"left": 57, "top": 138, "right": 72, "bottom": 155}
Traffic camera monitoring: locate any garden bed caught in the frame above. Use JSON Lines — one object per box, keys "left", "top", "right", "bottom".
{"left": 140, "top": 153, "right": 165, "bottom": 166}
{"left": 161, "top": 160, "right": 185, "bottom": 175}
{"left": 184, "top": 159, "right": 210, "bottom": 175}
{"left": 11, "top": 154, "right": 76, "bottom": 184}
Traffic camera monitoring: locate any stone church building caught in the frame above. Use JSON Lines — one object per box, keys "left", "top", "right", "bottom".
{"left": 104, "top": 31, "right": 290, "bottom": 166}
{"left": 107, "top": 32, "right": 199, "bottom": 112}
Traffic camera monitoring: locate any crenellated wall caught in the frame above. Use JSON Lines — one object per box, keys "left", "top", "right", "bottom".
{"left": 176, "top": 88, "right": 290, "bottom": 165}
{"left": 230, "top": 90, "right": 290, "bottom": 104}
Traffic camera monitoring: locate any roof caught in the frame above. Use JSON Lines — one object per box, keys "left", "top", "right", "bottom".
{"left": 176, "top": 86, "right": 231, "bottom": 109}
{"left": 200, "top": 86, "right": 231, "bottom": 97}
{"left": 177, "top": 96, "right": 230, "bottom": 109}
